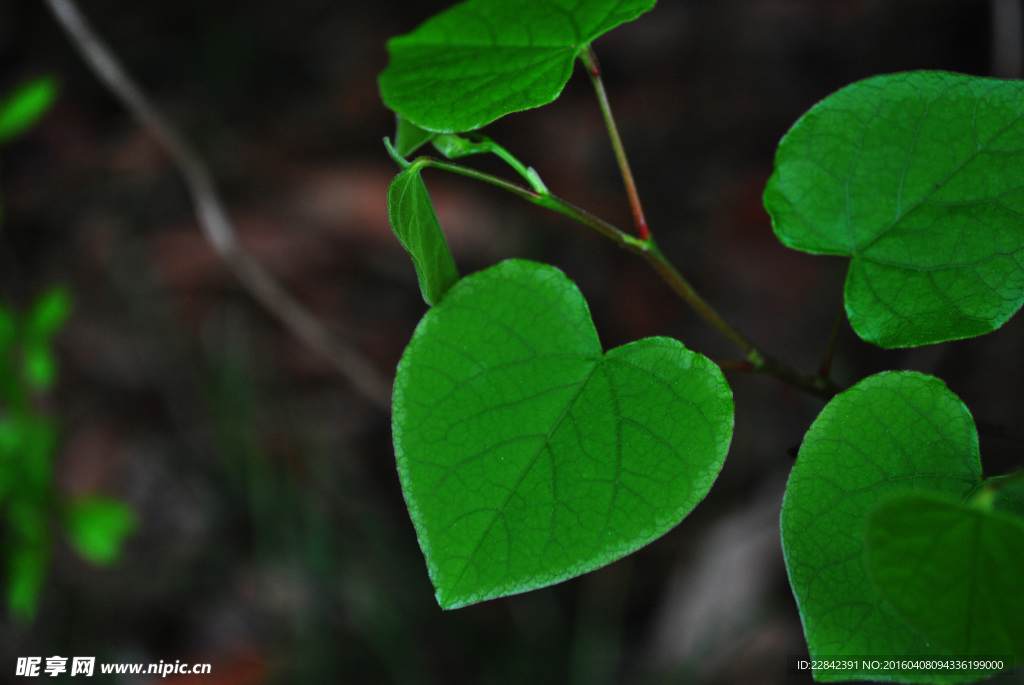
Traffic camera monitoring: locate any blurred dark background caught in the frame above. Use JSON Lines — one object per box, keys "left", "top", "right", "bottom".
{"left": 0, "top": 0, "right": 1022, "bottom": 683}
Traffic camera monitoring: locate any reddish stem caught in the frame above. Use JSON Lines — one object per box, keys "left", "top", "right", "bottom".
{"left": 581, "top": 45, "right": 650, "bottom": 242}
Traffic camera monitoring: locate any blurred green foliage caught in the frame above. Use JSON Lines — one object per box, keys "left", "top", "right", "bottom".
{"left": 0, "top": 77, "right": 57, "bottom": 146}
{"left": 0, "top": 287, "right": 139, "bottom": 620}
{"left": 0, "top": 79, "right": 137, "bottom": 620}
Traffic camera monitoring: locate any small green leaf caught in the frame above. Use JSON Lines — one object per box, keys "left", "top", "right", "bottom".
{"left": 65, "top": 496, "right": 138, "bottom": 565}
{"left": 394, "top": 259, "right": 733, "bottom": 608}
{"left": 865, "top": 491, "right": 1024, "bottom": 662}
{"left": 19, "top": 287, "right": 71, "bottom": 391}
{"left": 379, "top": 0, "right": 657, "bottom": 132}
{"left": 781, "top": 371, "right": 1019, "bottom": 683}
{"left": 22, "top": 346, "right": 57, "bottom": 391}
{"left": 25, "top": 287, "right": 71, "bottom": 343}
{"left": 387, "top": 165, "right": 459, "bottom": 305}
{"left": 0, "top": 77, "right": 57, "bottom": 146}
{"left": 395, "top": 114, "right": 436, "bottom": 157}
{"left": 765, "top": 71, "right": 1024, "bottom": 348}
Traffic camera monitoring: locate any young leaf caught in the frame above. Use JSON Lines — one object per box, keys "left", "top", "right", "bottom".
{"left": 386, "top": 165, "right": 459, "bottom": 306}
{"left": 393, "top": 259, "right": 733, "bottom": 609}
{"left": 781, "top": 371, "right": 1019, "bottom": 683}
{"left": 0, "top": 77, "right": 58, "bottom": 146}
{"left": 64, "top": 496, "right": 138, "bottom": 565}
{"left": 765, "top": 71, "right": 1024, "bottom": 348}
{"left": 865, "top": 492, "right": 1024, "bottom": 662}
{"left": 379, "top": 0, "right": 657, "bottom": 133}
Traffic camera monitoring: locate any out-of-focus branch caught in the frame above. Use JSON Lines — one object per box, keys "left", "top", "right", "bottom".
{"left": 42, "top": 0, "right": 391, "bottom": 410}
{"left": 991, "top": 0, "right": 1024, "bottom": 78}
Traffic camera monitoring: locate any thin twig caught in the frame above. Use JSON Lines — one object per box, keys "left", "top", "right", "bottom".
{"left": 580, "top": 46, "right": 650, "bottom": 241}
{"left": 42, "top": 0, "right": 391, "bottom": 410}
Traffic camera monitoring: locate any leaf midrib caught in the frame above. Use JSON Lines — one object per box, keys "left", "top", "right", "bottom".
{"left": 450, "top": 357, "right": 601, "bottom": 596}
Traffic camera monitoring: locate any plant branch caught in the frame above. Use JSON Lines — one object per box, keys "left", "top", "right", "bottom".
{"left": 430, "top": 133, "right": 550, "bottom": 195}
{"left": 406, "top": 156, "right": 837, "bottom": 400}
{"left": 43, "top": 0, "right": 391, "bottom": 410}
{"left": 576, "top": 46, "right": 838, "bottom": 398}
{"left": 639, "top": 244, "right": 837, "bottom": 399}
{"left": 580, "top": 45, "right": 650, "bottom": 241}
{"left": 405, "top": 155, "right": 645, "bottom": 249}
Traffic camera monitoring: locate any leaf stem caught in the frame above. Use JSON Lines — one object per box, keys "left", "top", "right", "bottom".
{"left": 640, "top": 243, "right": 837, "bottom": 399}
{"left": 406, "top": 155, "right": 644, "bottom": 248}
{"left": 576, "top": 46, "right": 839, "bottom": 398}
{"left": 818, "top": 306, "right": 844, "bottom": 382}
{"left": 580, "top": 45, "right": 650, "bottom": 242}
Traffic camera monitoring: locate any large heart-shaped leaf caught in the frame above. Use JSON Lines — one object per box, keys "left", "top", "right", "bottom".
{"left": 765, "top": 71, "right": 1024, "bottom": 348}
{"left": 781, "top": 371, "right": 1022, "bottom": 683}
{"left": 393, "top": 259, "right": 733, "bottom": 608}
{"left": 379, "top": 0, "right": 657, "bottom": 133}
{"left": 865, "top": 491, "right": 1024, "bottom": 662}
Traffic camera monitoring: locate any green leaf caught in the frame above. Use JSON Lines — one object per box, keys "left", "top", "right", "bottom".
{"left": 765, "top": 71, "right": 1024, "bottom": 348}
{"left": 0, "top": 77, "right": 57, "bottom": 146}
{"left": 20, "top": 287, "right": 71, "bottom": 391}
{"left": 393, "top": 259, "right": 733, "bottom": 608}
{"left": 379, "top": 0, "right": 657, "bottom": 132}
{"left": 25, "top": 287, "right": 71, "bottom": 343}
{"left": 64, "top": 496, "right": 138, "bottom": 565}
{"left": 865, "top": 491, "right": 1024, "bottom": 662}
{"left": 781, "top": 371, "right": 1018, "bottom": 683}
{"left": 22, "top": 347, "right": 58, "bottom": 391}
{"left": 387, "top": 165, "right": 459, "bottom": 305}
{"left": 394, "top": 114, "right": 436, "bottom": 157}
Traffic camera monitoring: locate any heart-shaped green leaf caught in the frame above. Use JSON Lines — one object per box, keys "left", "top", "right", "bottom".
{"left": 865, "top": 491, "right": 1024, "bottom": 662}
{"left": 393, "top": 259, "right": 733, "bottom": 608}
{"left": 379, "top": 0, "right": 657, "bottom": 133}
{"left": 765, "top": 71, "right": 1024, "bottom": 348}
{"left": 387, "top": 164, "right": 459, "bottom": 306}
{"left": 781, "top": 371, "right": 1022, "bottom": 683}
